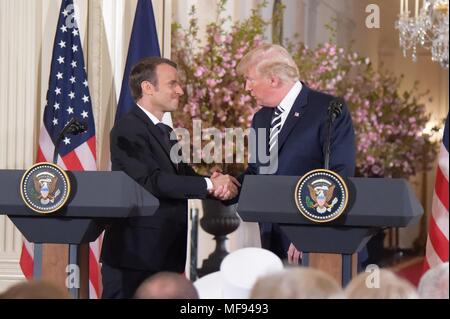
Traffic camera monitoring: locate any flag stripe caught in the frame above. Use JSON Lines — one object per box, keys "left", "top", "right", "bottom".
{"left": 89, "top": 248, "right": 101, "bottom": 298}
{"left": 62, "top": 150, "right": 85, "bottom": 171}
{"left": 19, "top": 242, "right": 34, "bottom": 278}
{"left": 424, "top": 114, "right": 449, "bottom": 273}
{"left": 435, "top": 166, "right": 449, "bottom": 210}
{"left": 428, "top": 213, "right": 449, "bottom": 261}
{"left": 36, "top": 147, "right": 46, "bottom": 164}
{"left": 38, "top": 126, "right": 67, "bottom": 169}
{"left": 431, "top": 189, "right": 449, "bottom": 241}
{"left": 425, "top": 236, "right": 442, "bottom": 269}
{"left": 87, "top": 135, "right": 96, "bottom": 159}
{"left": 75, "top": 139, "right": 97, "bottom": 170}
{"left": 438, "top": 144, "right": 449, "bottom": 179}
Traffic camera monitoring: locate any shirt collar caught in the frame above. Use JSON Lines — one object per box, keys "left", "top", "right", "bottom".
{"left": 136, "top": 103, "right": 160, "bottom": 125}
{"left": 278, "top": 81, "right": 302, "bottom": 114}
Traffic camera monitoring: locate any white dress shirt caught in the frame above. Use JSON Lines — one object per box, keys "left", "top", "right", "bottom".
{"left": 278, "top": 81, "right": 302, "bottom": 130}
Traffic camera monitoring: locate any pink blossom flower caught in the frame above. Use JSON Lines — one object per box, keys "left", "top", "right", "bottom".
{"left": 206, "top": 79, "right": 217, "bottom": 88}
{"left": 194, "top": 66, "right": 206, "bottom": 77}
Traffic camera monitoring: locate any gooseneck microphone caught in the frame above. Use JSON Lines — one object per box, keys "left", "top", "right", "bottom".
{"left": 328, "top": 98, "right": 344, "bottom": 122}
{"left": 52, "top": 118, "right": 88, "bottom": 164}
{"left": 324, "top": 98, "right": 344, "bottom": 170}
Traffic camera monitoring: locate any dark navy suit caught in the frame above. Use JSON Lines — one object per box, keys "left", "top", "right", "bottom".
{"left": 101, "top": 106, "right": 208, "bottom": 298}
{"left": 241, "top": 85, "right": 356, "bottom": 260}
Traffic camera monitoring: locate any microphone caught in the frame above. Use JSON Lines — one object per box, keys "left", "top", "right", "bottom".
{"left": 324, "top": 98, "right": 344, "bottom": 170}
{"left": 52, "top": 118, "right": 88, "bottom": 164}
{"left": 328, "top": 98, "right": 344, "bottom": 122}
{"left": 64, "top": 118, "right": 88, "bottom": 135}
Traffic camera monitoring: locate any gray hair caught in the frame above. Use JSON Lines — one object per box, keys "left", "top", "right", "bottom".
{"left": 237, "top": 44, "right": 299, "bottom": 84}
{"left": 250, "top": 267, "right": 342, "bottom": 299}
{"left": 344, "top": 269, "right": 419, "bottom": 299}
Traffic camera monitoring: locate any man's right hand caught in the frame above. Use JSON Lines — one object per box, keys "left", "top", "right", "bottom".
{"left": 210, "top": 172, "right": 241, "bottom": 200}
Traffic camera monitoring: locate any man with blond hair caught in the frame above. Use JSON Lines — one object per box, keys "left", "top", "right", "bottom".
{"left": 235, "top": 44, "right": 356, "bottom": 264}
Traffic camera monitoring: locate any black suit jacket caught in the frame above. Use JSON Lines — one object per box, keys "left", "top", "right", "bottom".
{"left": 101, "top": 106, "right": 208, "bottom": 272}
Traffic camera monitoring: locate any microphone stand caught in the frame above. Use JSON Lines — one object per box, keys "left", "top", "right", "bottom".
{"left": 323, "top": 99, "right": 343, "bottom": 170}
{"left": 50, "top": 117, "right": 87, "bottom": 299}
{"left": 324, "top": 117, "right": 333, "bottom": 170}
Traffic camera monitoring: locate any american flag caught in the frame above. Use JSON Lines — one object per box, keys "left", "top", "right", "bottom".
{"left": 424, "top": 114, "right": 449, "bottom": 272}
{"left": 19, "top": 0, "right": 101, "bottom": 298}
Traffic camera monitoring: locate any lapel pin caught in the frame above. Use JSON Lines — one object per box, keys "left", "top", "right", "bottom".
{"left": 294, "top": 112, "right": 300, "bottom": 117}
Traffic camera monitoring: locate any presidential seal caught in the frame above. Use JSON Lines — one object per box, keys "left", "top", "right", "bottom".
{"left": 20, "top": 162, "right": 71, "bottom": 214}
{"left": 294, "top": 169, "right": 348, "bottom": 223}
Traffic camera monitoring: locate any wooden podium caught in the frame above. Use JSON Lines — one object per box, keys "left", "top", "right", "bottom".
{"left": 0, "top": 170, "right": 159, "bottom": 298}
{"left": 237, "top": 175, "right": 423, "bottom": 286}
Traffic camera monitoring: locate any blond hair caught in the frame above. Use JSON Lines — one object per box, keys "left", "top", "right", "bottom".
{"left": 250, "top": 267, "right": 342, "bottom": 299}
{"left": 418, "top": 262, "right": 449, "bottom": 299}
{"left": 237, "top": 44, "right": 299, "bottom": 84}
{"left": 344, "top": 269, "right": 419, "bottom": 299}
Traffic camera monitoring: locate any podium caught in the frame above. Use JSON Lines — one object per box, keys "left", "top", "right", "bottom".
{"left": 237, "top": 175, "right": 423, "bottom": 286}
{"left": 0, "top": 169, "right": 159, "bottom": 298}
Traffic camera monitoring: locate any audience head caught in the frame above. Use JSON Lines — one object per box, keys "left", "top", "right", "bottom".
{"left": 250, "top": 267, "right": 342, "bottom": 299}
{"left": 194, "top": 248, "right": 283, "bottom": 299}
{"left": 0, "top": 280, "right": 71, "bottom": 299}
{"left": 418, "top": 262, "right": 449, "bottom": 299}
{"left": 220, "top": 247, "right": 284, "bottom": 299}
{"left": 134, "top": 271, "right": 198, "bottom": 299}
{"left": 344, "top": 268, "right": 419, "bottom": 299}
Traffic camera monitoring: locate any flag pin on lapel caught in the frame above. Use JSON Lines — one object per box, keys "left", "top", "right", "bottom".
{"left": 294, "top": 112, "right": 300, "bottom": 117}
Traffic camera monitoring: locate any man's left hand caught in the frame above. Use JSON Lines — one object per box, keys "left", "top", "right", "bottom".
{"left": 287, "top": 243, "right": 302, "bottom": 264}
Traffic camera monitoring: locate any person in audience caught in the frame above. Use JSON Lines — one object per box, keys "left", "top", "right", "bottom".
{"left": 418, "top": 262, "right": 449, "bottom": 299}
{"left": 134, "top": 271, "right": 199, "bottom": 299}
{"left": 0, "top": 280, "right": 71, "bottom": 299}
{"left": 194, "top": 247, "right": 284, "bottom": 299}
{"left": 343, "top": 268, "right": 419, "bottom": 299}
{"left": 250, "top": 267, "right": 342, "bottom": 299}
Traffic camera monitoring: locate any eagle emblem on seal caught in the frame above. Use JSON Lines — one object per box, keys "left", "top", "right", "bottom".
{"left": 307, "top": 183, "right": 338, "bottom": 214}
{"left": 33, "top": 174, "right": 60, "bottom": 205}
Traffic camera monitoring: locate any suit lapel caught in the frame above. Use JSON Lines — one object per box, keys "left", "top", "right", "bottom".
{"left": 131, "top": 106, "right": 179, "bottom": 172}
{"left": 277, "top": 85, "right": 309, "bottom": 151}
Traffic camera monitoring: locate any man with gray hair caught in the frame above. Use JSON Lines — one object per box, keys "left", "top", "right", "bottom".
{"left": 234, "top": 44, "right": 356, "bottom": 264}
{"left": 418, "top": 262, "right": 449, "bottom": 299}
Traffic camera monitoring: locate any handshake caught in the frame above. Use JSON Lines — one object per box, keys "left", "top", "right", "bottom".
{"left": 208, "top": 171, "right": 241, "bottom": 201}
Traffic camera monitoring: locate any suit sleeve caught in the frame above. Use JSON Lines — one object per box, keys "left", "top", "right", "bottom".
{"left": 110, "top": 123, "right": 208, "bottom": 200}
{"left": 326, "top": 101, "right": 356, "bottom": 177}
{"left": 223, "top": 116, "right": 260, "bottom": 206}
